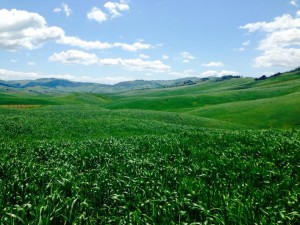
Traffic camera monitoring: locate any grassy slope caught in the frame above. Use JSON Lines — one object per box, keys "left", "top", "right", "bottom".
{"left": 0, "top": 92, "right": 59, "bottom": 105}
{"left": 105, "top": 72, "right": 300, "bottom": 128}
{"left": 0, "top": 71, "right": 299, "bottom": 129}
{"left": 0, "top": 72, "right": 299, "bottom": 224}
{"left": 189, "top": 92, "right": 300, "bottom": 129}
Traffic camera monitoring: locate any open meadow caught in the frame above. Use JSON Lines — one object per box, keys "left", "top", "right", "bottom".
{"left": 0, "top": 71, "right": 300, "bottom": 224}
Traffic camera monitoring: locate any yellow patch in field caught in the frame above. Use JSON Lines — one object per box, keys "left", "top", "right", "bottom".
{"left": 0, "top": 105, "right": 40, "bottom": 109}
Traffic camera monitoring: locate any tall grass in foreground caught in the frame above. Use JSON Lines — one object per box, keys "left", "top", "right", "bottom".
{"left": 0, "top": 129, "right": 299, "bottom": 224}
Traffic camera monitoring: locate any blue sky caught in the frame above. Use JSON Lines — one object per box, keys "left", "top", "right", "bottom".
{"left": 0, "top": 0, "right": 300, "bottom": 84}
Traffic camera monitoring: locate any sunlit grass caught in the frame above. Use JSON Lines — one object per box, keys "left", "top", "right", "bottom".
{"left": 0, "top": 106, "right": 299, "bottom": 224}
{"left": 0, "top": 71, "right": 299, "bottom": 224}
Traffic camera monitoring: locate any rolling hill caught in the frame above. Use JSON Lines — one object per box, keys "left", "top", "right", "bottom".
{"left": 0, "top": 76, "right": 207, "bottom": 94}
{"left": 0, "top": 69, "right": 299, "bottom": 225}
{"left": 0, "top": 69, "right": 299, "bottom": 129}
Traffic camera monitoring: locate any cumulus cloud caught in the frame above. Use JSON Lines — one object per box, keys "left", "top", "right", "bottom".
{"left": 54, "top": 3, "right": 72, "bottom": 17}
{"left": 290, "top": 0, "right": 298, "bottom": 6}
{"left": 0, "top": 68, "right": 40, "bottom": 80}
{"left": 58, "top": 37, "right": 150, "bottom": 51}
{"left": 258, "top": 28, "right": 300, "bottom": 50}
{"left": 120, "top": 58, "right": 170, "bottom": 72}
{"left": 179, "top": 51, "right": 195, "bottom": 63}
{"left": 62, "top": 3, "right": 72, "bottom": 17}
{"left": 0, "top": 68, "right": 134, "bottom": 84}
{"left": 87, "top": 7, "right": 107, "bottom": 23}
{"left": 202, "top": 61, "right": 224, "bottom": 67}
{"left": 0, "top": 9, "right": 152, "bottom": 51}
{"left": 241, "top": 12, "right": 300, "bottom": 68}
{"left": 162, "top": 54, "right": 169, "bottom": 60}
{"left": 254, "top": 48, "right": 300, "bottom": 68}
{"left": 49, "top": 50, "right": 99, "bottom": 65}
{"left": 0, "top": 9, "right": 64, "bottom": 50}
{"left": 58, "top": 36, "right": 112, "bottom": 50}
{"left": 201, "top": 70, "right": 240, "bottom": 77}
{"left": 87, "top": 0, "right": 129, "bottom": 23}
{"left": 201, "top": 70, "right": 218, "bottom": 77}
{"left": 240, "top": 14, "right": 300, "bottom": 32}
{"left": 49, "top": 50, "right": 171, "bottom": 73}
{"left": 53, "top": 8, "right": 62, "bottom": 13}
{"left": 169, "top": 69, "right": 196, "bottom": 77}
{"left": 113, "top": 42, "right": 152, "bottom": 51}
{"left": 104, "top": 1, "right": 129, "bottom": 18}
{"left": 218, "top": 70, "right": 240, "bottom": 76}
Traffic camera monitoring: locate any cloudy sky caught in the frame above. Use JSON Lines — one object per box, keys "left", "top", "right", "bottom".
{"left": 0, "top": 0, "right": 300, "bottom": 84}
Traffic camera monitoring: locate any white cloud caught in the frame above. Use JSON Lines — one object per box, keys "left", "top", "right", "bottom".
{"left": 179, "top": 51, "right": 195, "bottom": 63}
{"left": 233, "top": 40, "right": 250, "bottom": 52}
{"left": 201, "top": 70, "right": 240, "bottom": 77}
{"left": 169, "top": 69, "right": 196, "bottom": 77}
{"left": 180, "top": 52, "right": 195, "bottom": 59}
{"left": 104, "top": 1, "right": 129, "bottom": 18}
{"left": 297, "top": 11, "right": 300, "bottom": 17}
{"left": 62, "top": 3, "right": 72, "bottom": 17}
{"left": 49, "top": 50, "right": 99, "bottom": 65}
{"left": 58, "top": 36, "right": 151, "bottom": 51}
{"left": 290, "top": 0, "right": 298, "bottom": 6}
{"left": 242, "top": 40, "right": 250, "bottom": 46}
{"left": 0, "top": 9, "right": 64, "bottom": 50}
{"left": 87, "top": 7, "right": 107, "bottom": 23}
{"left": 53, "top": 3, "right": 72, "bottom": 17}
{"left": 27, "top": 61, "right": 36, "bottom": 66}
{"left": 0, "top": 68, "right": 40, "bottom": 80}
{"left": 139, "top": 54, "right": 149, "bottom": 59}
{"left": 241, "top": 12, "right": 300, "bottom": 68}
{"left": 202, "top": 61, "right": 224, "bottom": 67}
{"left": 258, "top": 28, "right": 300, "bottom": 50}
{"left": 98, "top": 58, "right": 121, "bottom": 66}
{"left": 58, "top": 36, "right": 112, "bottom": 50}
{"left": 240, "top": 14, "right": 300, "bottom": 32}
{"left": 53, "top": 8, "right": 62, "bottom": 13}
{"left": 49, "top": 50, "right": 171, "bottom": 73}
{"left": 201, "top": 70, "right": 218, "bottom": 77}
{"left": 219, "top": 70, "right": 240, "bottom": 76}
{"left": 0, "top": 9, "right": 152, "bottom": 52}
{"left": 87, "top": 0, "right": 129, "bottom": 23}
{"left": 113, "top": 41, "right": 152, "bottom": 51}
{"left": 120, "top": 58, "right": 171, "bottom": 72}
{"left": 254, "top": 48, "right": 300, "bottom": 68}
{"left": 162, "top": 54, "right": 169, "bottom": 60}
{"left": 0, "top": 68, "right": 133, "bottom": 84}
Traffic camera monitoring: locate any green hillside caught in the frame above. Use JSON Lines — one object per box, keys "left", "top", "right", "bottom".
{"left": 0, "top": 70, "right": 300, "bottom": 224}
{"left": 0, "top": 77, "right": 204, "bottom": 93}
{"left": 104, "top": 71, "right": 300, "bottom": 129}
{"left": 0, "top": 70, "right": 299, "bottom": 129}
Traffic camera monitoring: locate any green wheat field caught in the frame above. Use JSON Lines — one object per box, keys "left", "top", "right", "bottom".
{"left": 0, "top": 70, "right": 299, "bottom": 224}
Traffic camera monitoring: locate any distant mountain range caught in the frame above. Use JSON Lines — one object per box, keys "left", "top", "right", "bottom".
{"left": 0, "top": 75, "right": 242, "bottom": 94}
